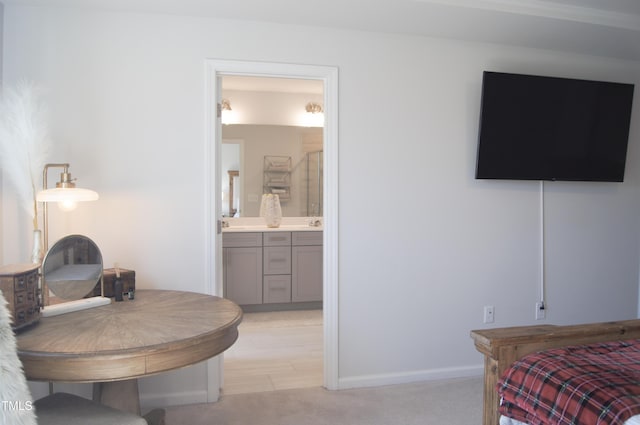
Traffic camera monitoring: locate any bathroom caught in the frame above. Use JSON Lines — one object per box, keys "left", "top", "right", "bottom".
{"left": 219, "top": 76, "right": 325, "bottom": 394}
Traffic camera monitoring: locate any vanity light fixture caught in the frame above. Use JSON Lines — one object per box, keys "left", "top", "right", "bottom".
{"left": 221, "top": 98, "right": 235, "bottom": 125}
{"left": 303, "top": 102, "right": 324, "bottom": 127}
{"left": 37, "top": 163, "right": 99, "bottom": 250}
{"left": 305, "top": 102, "right": 323, "bottom": 114}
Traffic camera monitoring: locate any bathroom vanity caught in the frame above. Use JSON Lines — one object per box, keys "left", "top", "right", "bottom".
{"left": 222, "top": 223, "right": 322, "bottom": 311}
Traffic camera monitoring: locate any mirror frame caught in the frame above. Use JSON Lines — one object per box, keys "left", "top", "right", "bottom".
{"left": 42, "top": 234, "right": 104, "bottom": 304}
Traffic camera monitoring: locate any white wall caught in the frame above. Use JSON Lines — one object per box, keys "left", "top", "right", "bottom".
{"left": 3, "top": 5, "right": 640, "bottom": 406}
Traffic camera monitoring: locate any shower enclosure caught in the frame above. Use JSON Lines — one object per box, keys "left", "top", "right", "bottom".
{"left": 303, "top": 150, "right": 323, "bottom": 217}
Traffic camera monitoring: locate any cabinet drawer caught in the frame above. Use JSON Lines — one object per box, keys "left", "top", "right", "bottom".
{"left": 14, "top": 274, "right": 28, "bottom": 291}
{"left": 14, "top": 290, "right": 28, "bottom": 308}
{"left": 264, "top": 232, "right": 291, "bottom": 246}
{"left": 223, "top": 232, "right": 262, "bottom": 247}
{"left": 292, "top": 231, "right": 322, "bottom": 246}
{"left": 263, "top": 275, "right": 291, "bottom": 304}
{"left": 264, "top": 247, "right": 291, "bottom": 275}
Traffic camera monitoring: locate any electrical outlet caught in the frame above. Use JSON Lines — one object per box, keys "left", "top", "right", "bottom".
{"left": 484, "top": 305, "right": 495, "bottom": 324}
{"left": 535, "top": 302, "right": 546, "bottom": 320}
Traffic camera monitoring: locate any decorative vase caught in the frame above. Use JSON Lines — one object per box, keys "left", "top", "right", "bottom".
{"left": 260, "top": 194, "right": 282, "bottom": 228}
{"left": 31, "top": 229, "right": 44, "bottom": 264}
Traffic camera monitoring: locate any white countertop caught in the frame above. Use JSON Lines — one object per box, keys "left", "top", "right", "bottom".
{"left": 223, "top": 225, "right": 322, "bottom": 233}
{"left": 222, "top": 217, "right": 323, "bottom": 233}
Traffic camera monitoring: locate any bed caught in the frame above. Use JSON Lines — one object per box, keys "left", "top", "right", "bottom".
{"left": 471, "top": 320, "right": 640, "bottom": 425}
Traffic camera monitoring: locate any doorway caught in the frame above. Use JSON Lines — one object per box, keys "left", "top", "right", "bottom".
{"left": 204, "top": 60, "right": 339, "bottom": 397}
{"left": 221, "top": 77, "right": 323, "bottom": 393}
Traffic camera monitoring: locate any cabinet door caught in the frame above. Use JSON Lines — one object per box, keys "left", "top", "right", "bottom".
{"left": 292, "top": 245, "right": 323, "bottom": 302}
{"left": 224, "top": 247, "right": 263, "bottom": 305}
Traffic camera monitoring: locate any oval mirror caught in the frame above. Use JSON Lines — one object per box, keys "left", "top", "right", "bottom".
{"left": 42, "top": 234, "right": 103, "bottom": 301}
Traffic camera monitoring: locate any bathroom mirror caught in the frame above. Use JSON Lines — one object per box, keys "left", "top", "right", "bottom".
{"left": 221, "top": 75, "right": 324, "bottom": 218}
{"left": 222, "top": 125, "right": 323, "bottom": 217}
{"left": 42, "top": 234, "right": 103, "bottom": 302}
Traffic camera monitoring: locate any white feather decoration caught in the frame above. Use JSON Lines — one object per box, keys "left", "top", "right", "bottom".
{"left": 0, "top": 290, "right": 37, "bottom": 425}
{"left": 0, "top": 81, "right": 51, "bottom": 230}
{"left": 0, "top": 291, "right": 37, "bottom": 425}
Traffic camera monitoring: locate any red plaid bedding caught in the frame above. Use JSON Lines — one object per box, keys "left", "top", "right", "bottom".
{"left": 497, "top": 339, "right": 640, "bottom": 425}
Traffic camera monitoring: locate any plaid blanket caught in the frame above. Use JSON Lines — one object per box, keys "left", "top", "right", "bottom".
{"left": 497, "top": 339, "right": 640, "bottom": 425}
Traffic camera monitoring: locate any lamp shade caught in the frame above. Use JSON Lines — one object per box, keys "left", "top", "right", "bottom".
{"left": 37, "top": 187, "right": 99, "bottom": 203}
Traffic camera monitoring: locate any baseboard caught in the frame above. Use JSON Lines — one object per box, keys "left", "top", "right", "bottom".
{"left": 140, "top": 389, "right": 208, "bottom": 412}
{"left": 337, "top": 364, "right": 483, "bottom": 390}
{"left": 138, "top": 365, "right": 484, "bottom": 407}
{"left": 240, "top": 301, "right": 322, "bottom": 313}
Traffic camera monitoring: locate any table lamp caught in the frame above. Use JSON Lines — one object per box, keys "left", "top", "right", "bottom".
{"left": 36, "top": 163, "right": 107, "bottom": 317}
{"left": 36, "top": 163, "right": 99, "bottom": 250}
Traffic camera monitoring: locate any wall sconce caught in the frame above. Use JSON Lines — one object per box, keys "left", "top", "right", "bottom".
{"left": 221, "top": 98, "right": 235, "bottom": 125}
{"left": 36, "top": 163, "right": 99, "bottom": 250}
{"left": 303, "top": 102, "right": 324, "bottom": 127}
{"left": 305, "top": 102, "right": 323, "bottom": 114}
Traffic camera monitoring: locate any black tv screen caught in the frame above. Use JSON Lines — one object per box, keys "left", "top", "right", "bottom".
{"left": 475, "top": 71, "right": 634, "bottom": 182}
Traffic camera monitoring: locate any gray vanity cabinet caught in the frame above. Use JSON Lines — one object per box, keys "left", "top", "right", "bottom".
{"left": 292, "top": 232, "right": 323, "bottom": 302}
{"left": 223, "top": 233, "right": 263, "bottom": 305}
{"left": 223, "top": 230, "right": 322, "bottom": 307}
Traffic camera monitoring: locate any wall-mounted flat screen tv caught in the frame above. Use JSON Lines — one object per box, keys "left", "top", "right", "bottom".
{"left": 475, "top": 71, "right": 634, "bottom": 182}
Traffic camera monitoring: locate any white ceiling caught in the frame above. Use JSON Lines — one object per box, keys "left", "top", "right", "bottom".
{"left": 6, "top": 0, "right": 640, "bottom": 61}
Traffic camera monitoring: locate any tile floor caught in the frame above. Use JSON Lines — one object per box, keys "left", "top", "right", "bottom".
{"left": 222, "top": 309, "right": 323, "bottom": 395}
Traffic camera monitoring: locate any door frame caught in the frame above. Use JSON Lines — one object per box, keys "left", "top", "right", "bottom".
{"left": 204, "top": 59, "right": 339, "bottom": 398}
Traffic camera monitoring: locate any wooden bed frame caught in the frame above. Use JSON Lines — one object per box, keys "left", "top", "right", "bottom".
{"left": 471, "top": 319, "right": 640, "bottom": 425}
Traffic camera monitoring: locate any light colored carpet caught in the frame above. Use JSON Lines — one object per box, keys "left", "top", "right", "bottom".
{"left": 164, "top": 377, "right": 483, "bottom": 425}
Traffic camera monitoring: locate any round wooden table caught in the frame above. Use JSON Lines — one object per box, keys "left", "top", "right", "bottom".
{"left": 17, "top": 290, "right": 242, "bottom": 421}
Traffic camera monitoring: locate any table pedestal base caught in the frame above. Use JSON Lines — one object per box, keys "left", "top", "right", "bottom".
{"left": 93, "top": 379, "right": 141, "bottom": 414}
{"left": 93, "top": 379, "right": 166, "bottom": 425}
